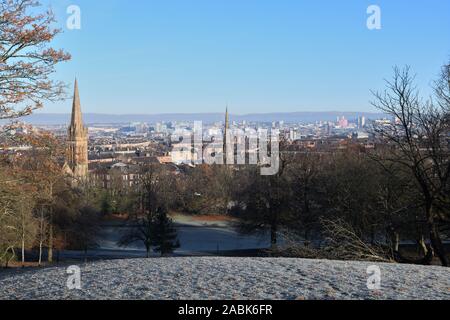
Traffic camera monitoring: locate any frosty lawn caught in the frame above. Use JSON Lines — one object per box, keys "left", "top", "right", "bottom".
{"left": 1, "top": 257, "right": 449, "bottom": 300}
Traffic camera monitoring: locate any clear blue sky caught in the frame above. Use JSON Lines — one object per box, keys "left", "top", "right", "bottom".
{"left": 42, "top": 0, "right": 450, "bottom": 115}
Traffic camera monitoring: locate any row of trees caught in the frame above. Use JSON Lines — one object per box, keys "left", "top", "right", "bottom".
{"left": 166, "top": 63, "right": 450, "bottom": 266}
{"left": 0, "top": 0, "right": 102, "bottom": 267}
{"left": 0, "top": 131, "right": 102, "bottom": 267}
{"left": 0, "top": 132, "right": 183, "bottom": 265}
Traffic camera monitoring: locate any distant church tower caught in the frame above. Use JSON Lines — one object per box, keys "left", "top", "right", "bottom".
{"left": 223, "top": 106, "right": 230, "bottom": 164}
{"left": 67, "top": 79, "right": 88, "bottom": 179}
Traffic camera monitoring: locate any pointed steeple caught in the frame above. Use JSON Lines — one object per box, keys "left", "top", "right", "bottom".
{"left": 225, "top": 105, "right": 229, "bottom": 131}
{"left": 67, "top": 78, "right": 88, "bottom": 180}
{"left": 224, "top": 105, "right": 230, "bottom": 164}
{"left": 71, "top": 78, "right": 83, "bottom": 129}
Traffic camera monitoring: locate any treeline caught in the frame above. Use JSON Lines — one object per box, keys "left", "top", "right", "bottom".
{"left": 167, "top": 146, "right": 448, "bottom": 264}
{"left": 105, "top": 64, "right": 450, "bottom": 266}
{"left": 171, "top": 64, "right": 450, "bottom": 266}
{"left": 2, "top": 63, "right": 448, "bottom": 267}
{"left": 0, "top": 131, "right": 104, "bottom": 267}
{"left": 0, "top": 0, "right": 79, "bottom": 267}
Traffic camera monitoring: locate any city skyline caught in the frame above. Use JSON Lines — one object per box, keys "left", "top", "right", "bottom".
{"left": 1, "top": 0, "right": 449, "bottom": 302}
{"left": 39, "top": 0, "right": 450, "bottom": 115}
{"left": 19, "top": 110, "right": 387, "bottom": 126}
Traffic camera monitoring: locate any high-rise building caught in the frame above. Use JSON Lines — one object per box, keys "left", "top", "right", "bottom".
{"left": 338, "top": 116, "right": 349, "bottom": 128}
{"left": 326, "top": 122, "right": 332, "bottom": 135}
{"left": 66, "top": 79, "right": 88, "bottom": 179}
{"left": 358, "top": 116, "right": 366, "bottom": 128}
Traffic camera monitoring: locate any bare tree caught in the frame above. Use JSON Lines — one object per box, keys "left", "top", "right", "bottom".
{"left": 288, "top": 152, "right": 322, "bottom": 241}
{"left": 371, "top": 65, "right": 450, "bottom": 266}
{"left": 36, "top": 205, "right": 48, "bottom": 266}
{"left": 118, "top": 165, "right": 177, "bottom": 257}
{"left": 320, "top": 218, "right": 393, "bottom": 263}
{"left": 17, "top": 192, "right": 36, "bottom": 267}
{"left": 68, "top": 206, "right": 101, "bottom": 262}
{"left": 0, "top": 169, "right": 21, "bottom": 267}
{"left": 434, "top": 62, "right": 450, "bottom": 113}
{"left": 233, "top": 166, "right": 293, "bottom": 248}
{"left": 0, "top": 0, "right": 71, "bottom": 119}
{"left": 11, "top": 129, "right": 67, "bottom": 263}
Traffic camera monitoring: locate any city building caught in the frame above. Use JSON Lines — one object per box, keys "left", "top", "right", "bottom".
{"left": 337, "top": 116, "right": 349, "bottom": 128}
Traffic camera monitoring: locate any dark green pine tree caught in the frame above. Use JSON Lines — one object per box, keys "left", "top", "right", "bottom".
{"left": 151, "top": 208, "right": 180, "bottom": 256}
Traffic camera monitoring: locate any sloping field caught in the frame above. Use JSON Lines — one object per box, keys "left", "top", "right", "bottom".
{"left": 0, "top": 257, "right": 449, "bottom": 300}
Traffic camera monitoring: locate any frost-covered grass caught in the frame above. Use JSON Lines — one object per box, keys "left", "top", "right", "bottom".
{"left": 0, "top": 257, "right": 449, "bottom": 300}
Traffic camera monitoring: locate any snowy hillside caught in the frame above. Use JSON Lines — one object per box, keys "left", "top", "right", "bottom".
{"left": 0, "top": 257, "right": 449, "bottom": 300}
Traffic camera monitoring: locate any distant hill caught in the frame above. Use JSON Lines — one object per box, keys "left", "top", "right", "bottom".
{"left": 8, "top": 111, "right": 389, "bottom": 125}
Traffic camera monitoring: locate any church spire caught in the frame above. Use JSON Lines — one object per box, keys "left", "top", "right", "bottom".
{"left": 71, "top": 78, "right": 83, "bottom": 129}
{"left": 67, "top": 78, "right": 88, "bottom": 179}
{"left": 224, "top": 105, "right": 230, "bottom": 164}
{"left": 225, "top": 105, "right": 229, "bottom": 131}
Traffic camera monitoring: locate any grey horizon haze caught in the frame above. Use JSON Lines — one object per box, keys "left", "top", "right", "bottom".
{"left": 20, "top": 111, "right": 387, "bottom": 125}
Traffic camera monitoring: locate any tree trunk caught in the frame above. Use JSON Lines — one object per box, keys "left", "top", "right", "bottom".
{"left": 393, "top": 232, "right": 400, "bottom": 252}
{"left": 48, "top": 223, "right": 53, "bottom": 263}
{"left": 429, "top": 225, "right": 448, "bottom": 266}
{"left": 145, "top": 242, "right": 151, "bottom": 258}
{"left": 417, "top": 235, "right": 428, "bottom": 257}
{"left": 270, "top": 224, "right": 277, "bottom": 249}
{"left": 427, "top": 205, "right": 448, "bottom": 267}
{"left": 21, "top": 237, "right": 25, "bottom": 268}
{"left": 38, "top": 242, "right": 43, "bottom": 267}
{"left": 38, "top": 207, "right": 44, "bottom": 267}
{"left": 47, "top": 185, "right": 54, "bottom": 263}
{"left": 21, "top": 206, "right": 25, "bottom": 268}
{"left": 5, "top": 248, "right": 15, "bottom": 269}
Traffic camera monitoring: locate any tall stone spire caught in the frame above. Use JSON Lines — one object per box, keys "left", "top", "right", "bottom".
{"left": 70, "top": 78, "right": 83, "bottom": 130}
{"left": 225, "top": 106, "right": 229, "bottom": 133}
{"left": 224, "top": 106, "right": 230, "bottom": 164}
{"left": 67, "top": 79, "right": 88, "bottom": 179}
